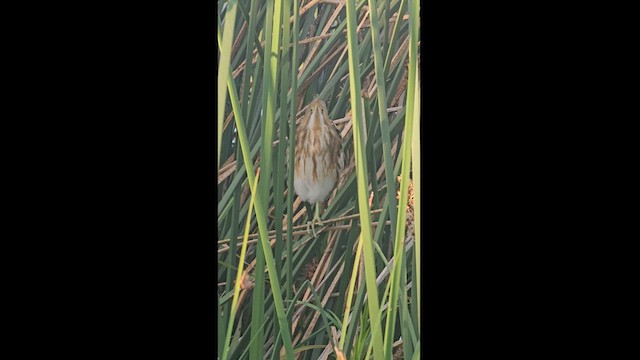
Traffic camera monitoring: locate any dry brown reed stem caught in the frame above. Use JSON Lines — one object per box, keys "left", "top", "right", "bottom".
{"left": 317, "top": 237, "right": 416, "bottom": 360}
{"left": 391, "top": 65, "right": 409, "bottom": 107}
{"left": 230, "top": 13, "right": 410, "bottom": 80}
{"left": 230, "top": 20, "right": 247, "bottom": 61}
{"left": 220, "top": 153, "right": 235, "bottom": 169}
{"left": 242, "top": 236, "right": 277, "bottom": 274}
{"left": 218, "top": 164, "right": 237, "bottom": 185}
{"left": 330, "top": 326, "right": 347, "bottom": 360}
{"left": 328, "top": 42, "right": 350, "bottom": 80}
{"left": 291, "top": 0, "right": 323, "bottom": 23}
{"left": 292, "top": 226, "right": 344, "bottom": 346}
{"left": 317, "top": 186, "right": 412, "bottom": 358}
{"left": 391, "top": 36, "right": 410, "bottom": 70}
{"left": 217, "top": 209, "right": 382, "bottom": 244}
{"left": 288, "top": 0, "right": 410, "bottom": 25}
{"left": 216, "top": 220, "right": 391, "bottom": 255}
{"left": 297, "top": 1, "right": 345, "bottom": 76}
{"left": 299, "top": 259, "right": 344, "bottom": 347}
{"left": 233, "top": 269, "right": 254, "bottom": 314}
{"left": 295, "top": 42, "right": 346, "bottom": 98}
{"left": 222, "top": 106, "right": 234, "bottom": 130}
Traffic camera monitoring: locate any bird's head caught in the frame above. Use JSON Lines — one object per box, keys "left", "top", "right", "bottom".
{"left": 306, "top": 97, "right": 329, "bottom": 128}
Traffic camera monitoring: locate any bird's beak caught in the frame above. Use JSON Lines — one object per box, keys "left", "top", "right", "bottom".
{"left": 311, "top": 103, "right": 323, "bottom": 123}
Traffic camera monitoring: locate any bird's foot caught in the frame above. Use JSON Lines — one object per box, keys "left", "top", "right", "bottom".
{"left": 306, "top": 216, "right": 323, "bottom": 238}
{"left": 306, "top": 220, "right": 313, "bottom": 237}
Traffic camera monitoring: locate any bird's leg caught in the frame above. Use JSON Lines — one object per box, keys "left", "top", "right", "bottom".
{"left": 310, "top": 202, "right": 324, "bottom": 237}
{"left": 313, "top": 202, "right": 323, "bottom": 226}
{"left": 305, "top": 202, "right": 314, "bottom": 236}
{"left": 304, "top": 202, "right": 324, "bottom": 237}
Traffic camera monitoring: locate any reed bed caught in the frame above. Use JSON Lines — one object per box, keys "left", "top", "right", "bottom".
{"left": 218, "top": 0, "right": 420, "bottom": 358}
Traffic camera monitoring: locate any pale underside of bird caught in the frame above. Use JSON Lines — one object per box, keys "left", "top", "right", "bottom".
{"left": 292, "top": 97, "right": 345, "bottom": 236}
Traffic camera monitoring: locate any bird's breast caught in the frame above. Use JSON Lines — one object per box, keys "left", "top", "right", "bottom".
{"left": 294, "top": 152, "right": 338, "bottom": 204}
{"left": 294, "top": 128, "right": 339, "bottom": 203}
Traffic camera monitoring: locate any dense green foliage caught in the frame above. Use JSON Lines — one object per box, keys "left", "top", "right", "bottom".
{"left": 218, "top": 0, "right": 420, "bottom": 359}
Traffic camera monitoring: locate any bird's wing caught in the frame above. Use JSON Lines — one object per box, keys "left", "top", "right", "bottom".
{"left": 337, "top": 145, "right": 345, "bottom": 173}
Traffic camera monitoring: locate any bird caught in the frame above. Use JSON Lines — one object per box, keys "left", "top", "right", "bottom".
{"left": 293, "top": 96, "right": 345, "bottom": 237}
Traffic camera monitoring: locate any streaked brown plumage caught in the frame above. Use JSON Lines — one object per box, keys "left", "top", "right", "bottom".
{"left": 293, "top": 97, "right": 344, "bottom": 236}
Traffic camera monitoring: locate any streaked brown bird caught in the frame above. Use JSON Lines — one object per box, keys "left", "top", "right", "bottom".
{"left": 293, "top": 96, "right": 345, "bottom": 237}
